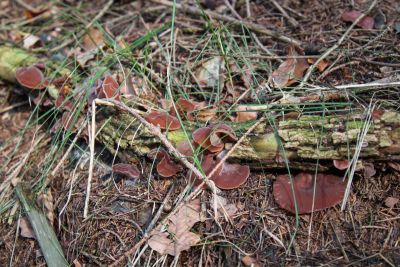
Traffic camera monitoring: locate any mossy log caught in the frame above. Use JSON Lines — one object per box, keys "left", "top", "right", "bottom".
{"left": 1, "top": 45, "right": 400, "bottom": 170}
{"left": 97, "top": 108, "right": 400, "bottom": 170}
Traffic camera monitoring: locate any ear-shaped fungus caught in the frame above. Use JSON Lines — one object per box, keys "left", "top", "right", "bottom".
{"left": 145, "top": 111, "right": 181, "bottom": 130}
{"left": 333, "top": 159, "right": 350, "bottom": 170}
{"left": 176, "top": 97, "right": 205, "bottom": 120}
{"left": 176, "top": 140, "right": 198, "bottom": 157}
{"left": 187, "top": 153, "right": 249, "bottom": 190}
{"left": 273, "top": 173, "right": 346, "bottom": 214}
{"left": 112, "top": 163, "right": 140, "bottom": 178}
{"left": 147, "top": 148, "right": 182, "bottom": 177}
{"left": 192, "top": 124, "right": 237, "bottom": 153}
{"left": 15, "top": 65, "right": 48, "bottom": 89}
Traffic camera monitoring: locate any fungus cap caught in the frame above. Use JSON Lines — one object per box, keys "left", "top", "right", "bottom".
{"left": 144, "top": 111, "right": 181, "bottom": 130}
{"left": 15, "top": 65, "right": 47, "bottom": 89}
{"left": 112, "top": 163, "right": 140, "bottom": 178}
{"left": 273, "top": 172, "right": 346, "bottom": 214}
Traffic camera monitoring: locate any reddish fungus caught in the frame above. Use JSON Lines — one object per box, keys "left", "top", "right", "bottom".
{"left": 273, "top": 173, "right": 346, "bottom": 214}
{"left": 176, "top": 97, "right": 205, "bottom": 120}
{"left": 192, "top": 124, "right": 237, "bottom": 153}
{"left": 157, "top": 156, "right": 182, "bottom": 177}
{"left": 333, "top": 159, "right": 350, "bottom": 170}
{"left": 148, "top": 148, "right": 182, "bottom": 177}
{"left": 112, "top": 163, "right": 140, "bottom": 178}
{"left": 145, "top": 111, "right": 181, "bottom": 130}
{"left": 176, "top": 140, "right": 198, "bottom": 157}
{"left": 187, "top": 153, "right": 250, "bottom": 190}
{"left": 15, "top": 65, "right": 48, "bottom": 89}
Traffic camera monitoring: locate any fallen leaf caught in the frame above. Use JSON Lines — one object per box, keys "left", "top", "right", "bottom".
{"left": 212, "top": 194, "right": 238, "bottom": 219}
{"left": 37, "top": 190, "right": 54, "bottom": 225}
{"left": 82, "top": 28, "right": 105, "bottom": 51}
{"left": 388, "top": 162, "right": 400, "bottom": 172}
{"left": 271, "top": 46, "right": 309, "bottom": 88}
{"left": 73, "top": 259, "right": 83, "bottom": 267}
{"left": 196, "top": 108, "right": 217, "bottom": 122}
{"left": 341, "top": 10, "right": 374, "bottom": 30}
{"left": 23, "top": 34, "right": 41, "bottom": 49}
{"left": 148, "top": 198, "right": 201, "bottom": 256}
{"left": 307, "top": 58, "right": 329, "bottom": 72}
{"left": 234, "top": 105, "right": 258, "bottom": 122}
{"left": 241, "top": 255, "right": 262, "bottom": 267}
{"left": 76, "top": 49, "right": 96, "bottom": 68}
{"left": 363, "top": 162, "right": 376, "bottom": 178}
{"left": 195, "top": 56, "right": 225, "bottom": 87}
{"left": 384, "top": 197, "right": 399, "bottom": 208}
{"left": 20, "top": 217, "right": 35, "bottom": 239}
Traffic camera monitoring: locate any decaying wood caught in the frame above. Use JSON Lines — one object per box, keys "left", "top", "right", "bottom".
{"left": 1, "top": 45, "right": 400, "bottom": 171}
{"left": 98, "top": 107, "right": 400, "bottom": 165}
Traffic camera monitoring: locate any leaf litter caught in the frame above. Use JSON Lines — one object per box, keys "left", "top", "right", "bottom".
{"left": 148, "top": 198, "right": 201, "bottom": 256}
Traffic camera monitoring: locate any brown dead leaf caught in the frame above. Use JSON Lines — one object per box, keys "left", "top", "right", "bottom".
{"left": 37, "top": 190, "right": 54, "bottom": 225}
{"left": 341, "top": 10, "right": 374, "bottom": 30}
{"left": 235, "top": 105, "right": 258, "bottom": 122}
{"left": 384, "top": 197, "right": 399, "bottom": 208}
{"left": 196, "top": 108, "right": 217, "bottom": 122}
{"left": 271, "top": 46, "right": 309, "bottom": 88}
{"left": 195, "top": 56, "right": 225, "bottom": 87}
{"left": 82, "top": 28, "right": 105, "bottom": 51}
{"left": 241, "top": 255, "right": 262, "bottom": 267}
{"left": 307, "top": 58, "right": 329, "bottom": 72}
{"left": 388, "top": 162, "right": 400, "bottom": 172}
{"left": 23, "top": 34, "right": 41, "bottom": 49}
{"left": 212, "top": 194, "right": 238, "bottom": 220}
{"left": 73, "top": 259, "right": 83, "bottom": 267}
{"left": 148, "top": 198, "right": 201, "bottom": 256}
{"left": 20, "top": 217, "right": 35, "bottom": 239}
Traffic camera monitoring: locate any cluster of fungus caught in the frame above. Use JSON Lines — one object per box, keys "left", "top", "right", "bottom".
{"left": 144, "top": 103, "right": 251, "bottom": 189}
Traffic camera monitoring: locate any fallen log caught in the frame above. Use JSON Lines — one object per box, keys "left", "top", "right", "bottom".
{"left": 1, "top": 45, "right": 400, "bottom": 172}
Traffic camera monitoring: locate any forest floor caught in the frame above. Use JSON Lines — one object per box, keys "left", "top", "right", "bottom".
{"left": 0, "top": 0, "right": 399, "bottom": 266}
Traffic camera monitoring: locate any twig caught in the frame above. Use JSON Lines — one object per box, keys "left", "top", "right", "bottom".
{"left": 270, "top": 0, "right": 299, "bottom": 28}
{"left": 145, "top": 184, "right": 175, "bottom": 233}
{"left": 298, "top": 0, "right": 377, "bottom": 88}
{"left": 50, "top": 0, "right": 114, "bottom": 52}
{"left": 0, "top": 101, "right": 28, "bottom": 114}
{"left": 150, "top": 0, "right": 301, "bottom": 46}
{"left": 83, "top": 102, "right": 96, "bottom": 218}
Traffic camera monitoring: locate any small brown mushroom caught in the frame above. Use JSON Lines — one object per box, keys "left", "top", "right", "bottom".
{"left": 147, "top": 148, "right": 182, "bottom": 177}
{"left": 192, "top": 124, "right": 237, "bottom": 153}
{"left": 15, "top": 65, "right": 48, "bottom": 89}
{"left": 273, "top": 172, "right": 346, "bottom": 214}
{"left": 333, "top": 159, "right": 350, "bottom": 170}
{"left": 176, "top": 140, "right": 198, "bottom": 157}
{"left": 145, "top": 111, "right": 181, "bottom": 130}
{"left": 112, "top": 163, "right": 140, "bottom": 178}
{"left": 176, "top": 97, "right": 205, "bottom": 120}
{"left": 157, "top": 156, "right": 182, "bottom": 177}
{"left": 187, "top": 153, "right": 250, "bottom": 190}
